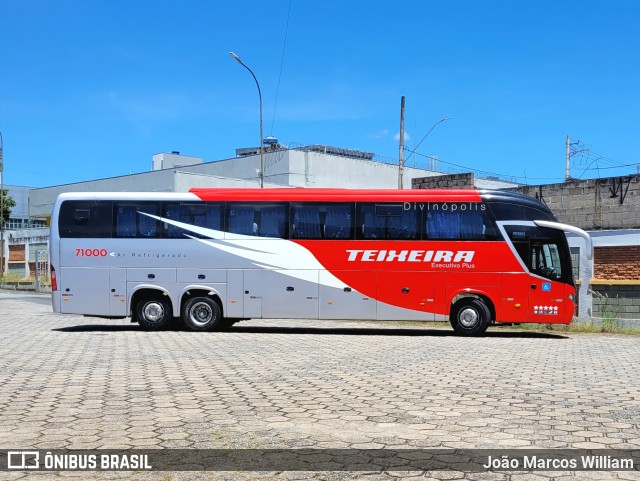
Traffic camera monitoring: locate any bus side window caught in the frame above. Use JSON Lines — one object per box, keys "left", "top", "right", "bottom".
{"left": 360, "top": 205, "right": 385, "bottom": 239}
{"left": 291, "top": 203, "right": 353, "bottom": 240}
{"left": 259, "top": 206, "right": 287, "bottom": 238}
{"left": 425, "top": 204, "right": 493, "bottom": 240}
{"left": 387, "top": 207, "right": 417, "bottom": 240}
{"left": 117, "top": 206, "right": 135, "bottom": 237}
{"left": 205, "top": 203, "right": 223, "bottom": 231}
{"left": 114, "top": 203, "right": 159, "bottom": 238}
{"left": 291, "top": 205, "right": 321, "bottom": 239}
{"left": 427, "top": 209, "right": 461, "bottom": 239}
{"left": 228, "top": 206, "right": 255, "bottom": 236}
{"left": 162, "top": 203, "right": 182, "bottom": 238}
{"left": 58, "top": 201, "right": 112, "bottom": 238}
{"left": 357, "top": 203, "right": 418, "bottom": 240}
{"left": 324, "top": 205, "right": 353, "bottom": 239}
{"left": 227, "top": 203, "right": 288, "bottom": 238}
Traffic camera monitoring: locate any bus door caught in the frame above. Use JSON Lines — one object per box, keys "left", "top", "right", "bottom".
{"left": 502, "top": 223, "right": 569, "bottom": 323}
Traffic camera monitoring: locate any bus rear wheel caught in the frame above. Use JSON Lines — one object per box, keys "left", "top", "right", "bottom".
{"left": 182, "top": 297, "right": 223, "bottom": 332}
{"left": 450, "top": 298, "right": 490, "bottom": 336}
{"left": 136, "top": 297, "right": 173, "bottom": 331}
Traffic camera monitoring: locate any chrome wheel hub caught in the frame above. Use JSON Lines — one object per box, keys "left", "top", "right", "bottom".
{"left": 459, "top": 307, "right": 479, "bottom": 328}
{"left": 191, "top": 302, "right": 213, "bottom": 326}
{"left": 143, "top": 302, "right": 165, "bottom": 322}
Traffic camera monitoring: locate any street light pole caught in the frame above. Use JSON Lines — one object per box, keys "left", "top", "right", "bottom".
{"left": 404, "top": 117, "right": 451, "bottom": 166}
{"left": 230, "top": 52, "right": 264, "bottom": 188}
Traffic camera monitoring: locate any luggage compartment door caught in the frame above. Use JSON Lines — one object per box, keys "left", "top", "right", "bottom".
{"left": 262, "top": 270, "right": 319, "bottom": 319}
{"left": 59, "top": 267, "right": 110, "bottom": 315}
{"left": 243, "top": 269, "right": 262, "bottom": 318}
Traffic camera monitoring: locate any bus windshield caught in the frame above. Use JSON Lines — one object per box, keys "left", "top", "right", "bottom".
{"left": 504, "top": 225, "right": 573, "bottom": 285}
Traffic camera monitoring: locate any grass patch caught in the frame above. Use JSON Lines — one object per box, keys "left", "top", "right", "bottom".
{"left": 379, "top": 319, "right": 640, "bottom": 335}
{"left": 504, "top": 319, "right": 640, "bottom": 335}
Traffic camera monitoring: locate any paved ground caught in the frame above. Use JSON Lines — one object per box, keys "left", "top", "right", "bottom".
{"left": 1, "top": 290, "right": 639, "bottom": 480}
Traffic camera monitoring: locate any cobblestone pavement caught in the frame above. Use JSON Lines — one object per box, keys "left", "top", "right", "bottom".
{"left": 1, "top": 290, "right": 639, "bottom": 481}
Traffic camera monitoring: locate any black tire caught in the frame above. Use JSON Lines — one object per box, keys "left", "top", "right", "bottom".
{"left": 182, "top": 297, "right": 223, "bottom": 331}
{"left": 135, "top": 296, "right": 173, "bottom": 331}
{"left": 450, "top": 298, "right": 491, "bottom": 336}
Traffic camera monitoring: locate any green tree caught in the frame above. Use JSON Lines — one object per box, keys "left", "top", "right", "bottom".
{"left": 1, "top": 189, "right": 15, "bottom": 227}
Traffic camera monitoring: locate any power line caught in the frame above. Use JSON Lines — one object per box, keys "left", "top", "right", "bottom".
{"left": 406, "top": 149, "right": 564, "bottom": 183}
{"left": 270, "top": 0, "right": 293, "bottom": 135}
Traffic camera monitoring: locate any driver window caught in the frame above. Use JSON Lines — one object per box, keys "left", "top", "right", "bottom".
{"left": 505, "top": 225, "right": 564, "bottom": 281}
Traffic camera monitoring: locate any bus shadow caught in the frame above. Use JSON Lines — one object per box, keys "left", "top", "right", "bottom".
{"left": 53, "top": 324, "right": 141, "bottom": 333}
{"left": 52, "top": 324, "right": 568, "bottom": 339}
{"left": 227, "top": 326, "right": 568, "bottom": 339}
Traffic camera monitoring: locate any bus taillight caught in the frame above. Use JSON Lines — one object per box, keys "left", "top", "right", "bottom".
{"left": 51, "top": 265, "right": 57, "bottom": 291}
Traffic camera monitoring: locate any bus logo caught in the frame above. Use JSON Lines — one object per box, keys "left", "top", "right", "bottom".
{"left": 7, "top": 451, "right": 40, "bottom": 469}
{"left": 346, "top": 249, "right": 475, "bottom": 263}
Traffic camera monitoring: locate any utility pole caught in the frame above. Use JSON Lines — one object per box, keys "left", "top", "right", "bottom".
{"left": 398, "top": 96, "right": 405, "bottom": 189}
{"left": 565, "top": 134, "right": 571, "bottom": 181}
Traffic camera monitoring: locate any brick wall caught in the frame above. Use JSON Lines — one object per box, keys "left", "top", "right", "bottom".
{"left": 594, "top": 246, "right": 640, "bottom": 280}
{"left": 8, "top": 245, "right": 25, "bottom": 262}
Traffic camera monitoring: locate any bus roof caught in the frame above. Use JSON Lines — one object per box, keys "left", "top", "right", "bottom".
{"left": 188, "top": 187, "right": 485, "bottom": 202}
{"left": 53, "top": 187, "right": 549, "bottom": 212}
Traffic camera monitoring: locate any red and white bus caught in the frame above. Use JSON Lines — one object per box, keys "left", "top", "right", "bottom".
{"left": 50, "top": 188, "right": 592, "bottom": 335}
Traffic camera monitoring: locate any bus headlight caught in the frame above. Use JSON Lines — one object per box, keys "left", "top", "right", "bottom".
{"left": 568, "top": 293, "right": 575, "bottom": 302}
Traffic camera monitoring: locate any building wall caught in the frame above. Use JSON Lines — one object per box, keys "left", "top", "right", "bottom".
{"left": 4, "top": 185, "right": 42, "bottom": 229}
{"left": 29, "top": 149, "right": 446, "bottom": 218}
{"left": 510, "top": 174, "right": 640, "bottom": 231}
{"left": 412, "top": 172, "right": 475, "bottom": 189}
{"left": 511, "top": 176, "right": 640, "bottom": 322}
{"left": 594, "top": 246, "right": 640, "bottom": 280}
{"left": 591, "top": 284, "right": 640, "bottom": 322}
{"left": 2, "top": 228, "right": 49, "bottom": 277}
{"left": 29, "top": 170, "right": 176, "bottom": 218}
{"left": 412, "top": 172, "right": 519, "bottom": 190}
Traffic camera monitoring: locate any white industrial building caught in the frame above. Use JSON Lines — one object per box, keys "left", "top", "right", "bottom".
{"left": 0, "top": 145, "right": 514, "bottom": 278}
{"left": 1, "top": 185, "right": 48, "bottom": 277}
{"left": 29, "top": 145, "right": 513, "bottom": 220}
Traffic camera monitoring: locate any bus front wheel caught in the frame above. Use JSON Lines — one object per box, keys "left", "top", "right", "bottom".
{"left": 182, "top": 297, "right": 223, "bottom": 332}
{"left": 136, "top": 297, "right": 173, "bottom": 331}
{"left": 450, "top": 298, "right": 490, "bottom": 336}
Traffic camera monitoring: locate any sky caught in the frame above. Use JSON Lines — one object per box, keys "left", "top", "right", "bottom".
{"left": 1, "top": 0, "right": 639, "bottom": 187}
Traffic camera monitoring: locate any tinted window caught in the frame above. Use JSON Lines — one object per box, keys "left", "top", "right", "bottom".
{"left": 162, "top": 202, "right": 223, "bottom": 238}
{"left": 58, "top": 201, "right": 113, "bottom": 238}
{"left": 504, "top": 225, "right": 570, "bottom": 282}
{"left": 227, "top": 203, "right": 288, "bottom": 238}
{"left": 114, "top": 202, "right": 159, "bottom": 238}
{"left": 357, "top": 203, "right": 418, "bottom": 240}
{"left": 291, "top": 203, "right": 354, "bottom": 240}
{"left": 425, "top": 203, "right": 499, "bottom": 240}
{"left": 489, "top": 202, "right": 554, "bottom": 221}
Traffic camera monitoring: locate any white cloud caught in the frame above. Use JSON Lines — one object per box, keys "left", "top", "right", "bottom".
{"left": 394, "top": 131, "right": 411, "bottom": 141}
